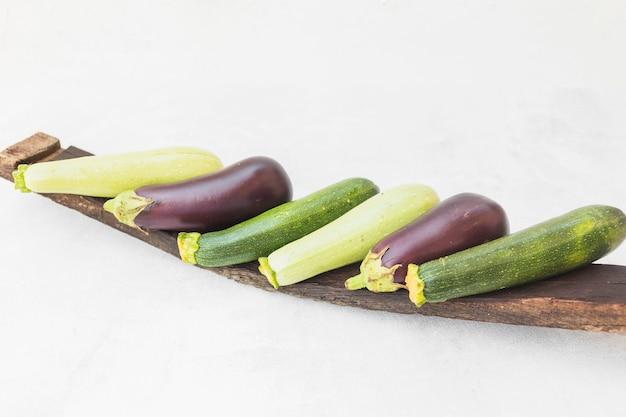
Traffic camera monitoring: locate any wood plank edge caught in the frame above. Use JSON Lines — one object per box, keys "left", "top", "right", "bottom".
{"left": 0, "top": 132, "right": 62, "bottom": 181}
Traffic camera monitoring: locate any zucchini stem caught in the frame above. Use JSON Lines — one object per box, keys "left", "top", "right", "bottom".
{"left": 405, "top": 264, "right": 427, "bottom": 306}
{"left": 258, "top": 257, "right": 279, "bottom": 289}
{"left": 177, "top": 232, "right": 201, "bottom": 265}
{"left": 12, "top": 164, "right": 31, "bottom": 193}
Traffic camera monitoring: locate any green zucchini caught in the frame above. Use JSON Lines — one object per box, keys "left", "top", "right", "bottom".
{"left": 12, "top": 147, "right": 222, "bottom": 197}
{"left": 259, "top": 184, "right": 439, "bottom": 289}
{"left": 177, "top": 177, "right": 379, "bottom": 267}
{"left": 406, "top": 205, "right": 626, "bottom": 307}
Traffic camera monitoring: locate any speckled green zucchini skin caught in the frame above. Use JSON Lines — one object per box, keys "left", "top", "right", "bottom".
{"left": 406, "top": 205, "right": 626, "bottom": 306}
{"left": 178, "top": 177, "right": 379, "bottom": 267}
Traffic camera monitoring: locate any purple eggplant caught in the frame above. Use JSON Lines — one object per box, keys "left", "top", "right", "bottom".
{"left": 103, "top": 156, "right": 292, "bottom": 232}
{"left": 344, "top": 192, "right": 509, "bottom": 292}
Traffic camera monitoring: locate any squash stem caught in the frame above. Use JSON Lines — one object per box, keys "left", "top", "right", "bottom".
{"left": 12, "top": 164, "right": 31, "bottom": 193}
{"left": 177, "top": 232, "right": 201, "bottom": 265}
{"left": 258, "top": 257, "right": 279, "bottom": 289}
{"left": 103, "top": 190, "right": 153, "bottom": 231}
{"left": 405, "top": 263, "right": 427, "bottom": 307}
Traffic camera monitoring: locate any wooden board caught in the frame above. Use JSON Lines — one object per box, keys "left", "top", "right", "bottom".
{"left": 2, "top": 132, "right": 626, "bottom": 333}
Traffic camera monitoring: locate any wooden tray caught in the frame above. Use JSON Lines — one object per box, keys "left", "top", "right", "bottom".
{"left": 2, "top": 132, "right": 626, "bottom": 333}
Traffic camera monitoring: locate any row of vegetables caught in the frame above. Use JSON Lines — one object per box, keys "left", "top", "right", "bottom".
{"left": 13, "top": 146, "right": 626, "bottom": 307}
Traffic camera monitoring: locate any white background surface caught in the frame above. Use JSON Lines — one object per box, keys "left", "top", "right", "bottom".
{"left": 1, "top": 1, "right": 626, "bottom": 416}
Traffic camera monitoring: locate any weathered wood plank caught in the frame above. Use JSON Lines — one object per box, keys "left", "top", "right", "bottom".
{"left": 0, "top": 132, "right": 62, "bottom": 181}
{"left": 2, "top": 132, "right": 625, "bottom": 332}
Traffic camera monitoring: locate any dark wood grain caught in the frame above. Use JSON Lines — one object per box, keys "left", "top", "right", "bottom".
{"left": 2, "top": 132, "right": 626, "bottom": 333}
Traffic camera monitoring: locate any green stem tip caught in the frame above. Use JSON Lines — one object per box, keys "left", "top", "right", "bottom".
{"left": 258, "top": 257, "right": 279, "bottom": 289}
{"left": 12, "top": 164, "right": 31, "bottom": 193}
{"left": 177, "top": 232, "right": 201, "bottom": 265}
{"left": 344, "top": 272, "right": 368, "bottom": 290}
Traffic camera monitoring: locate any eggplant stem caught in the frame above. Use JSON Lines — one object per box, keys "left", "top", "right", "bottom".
{"left": 344, "top": 273, "right": 368, "bottom": 290}
{"left": 103, "top": 190, "right": 153, "bottom": 231}
{"left": 344, "top": 248, "right": 403, "bottom": 293}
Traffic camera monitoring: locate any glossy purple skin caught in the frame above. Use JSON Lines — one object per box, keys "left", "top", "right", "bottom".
{"left": 134, "top": 156, "right": 292, "bottom": 232}
{"left": 375, "top": 192, "right": 509, "bottom": 283}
